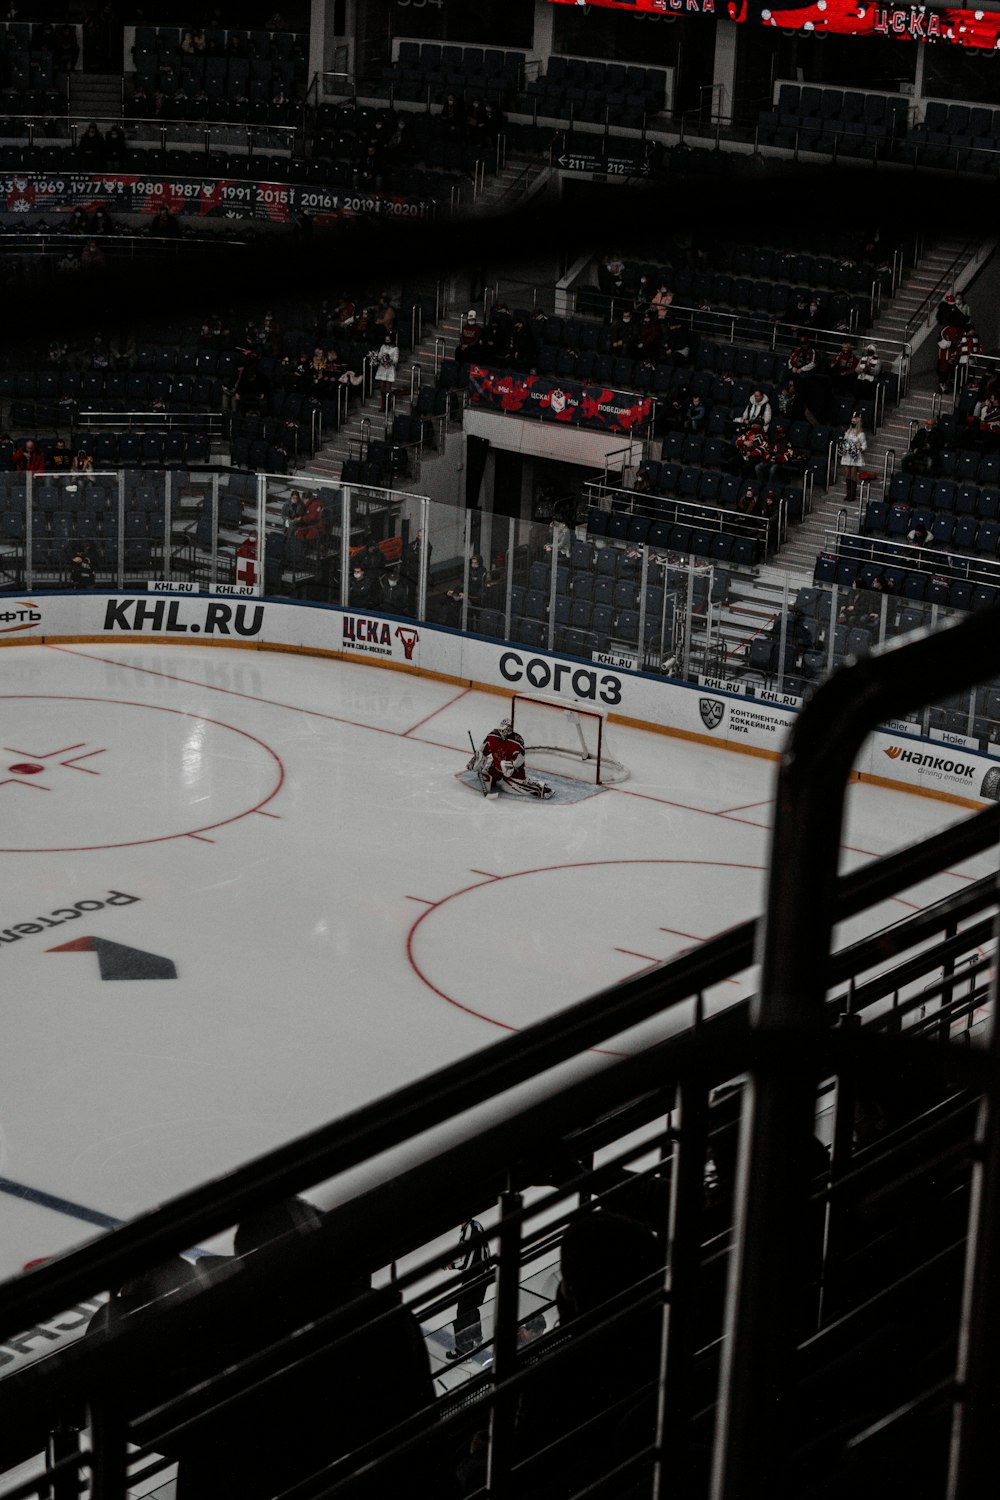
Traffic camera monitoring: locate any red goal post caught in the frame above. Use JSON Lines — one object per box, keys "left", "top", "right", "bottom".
{"left": 509, "top": 693, "right": 629, "bottom": 786}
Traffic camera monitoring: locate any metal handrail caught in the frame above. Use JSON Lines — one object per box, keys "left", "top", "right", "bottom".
{"left": 714, "top": 604, "right": 1000, "bottom": 1499}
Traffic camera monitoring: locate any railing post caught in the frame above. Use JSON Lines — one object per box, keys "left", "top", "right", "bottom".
{"left": 654, "top": 1075, "right": 707, "bottom": 1500}
{"left": 484, "top": 1187, "right": 524, "bottom": 1500}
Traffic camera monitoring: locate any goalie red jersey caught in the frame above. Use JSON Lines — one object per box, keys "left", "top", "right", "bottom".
{"left": 467, "top": 718, "right": 552, "bottom": 799}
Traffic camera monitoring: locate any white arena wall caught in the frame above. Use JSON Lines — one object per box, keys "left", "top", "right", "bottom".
{"left": 2, "top": 591, "right": 996, "bottom": 809}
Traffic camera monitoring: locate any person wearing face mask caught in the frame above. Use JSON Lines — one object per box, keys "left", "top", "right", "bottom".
{"left": 349, "top": 560, "right": 377, "bottom": 609}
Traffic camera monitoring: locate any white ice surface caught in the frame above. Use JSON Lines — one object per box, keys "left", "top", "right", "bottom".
{"left": 0, "top": 641, "right": 993, "bottom": 1280}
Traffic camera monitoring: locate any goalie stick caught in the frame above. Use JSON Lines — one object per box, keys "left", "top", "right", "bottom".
{"left": 467, "top": 731, "right": 496, "bottom": 799}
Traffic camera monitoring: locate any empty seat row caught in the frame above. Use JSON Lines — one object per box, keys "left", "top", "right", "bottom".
{"left": 814, "top": 551, "right": 1000, "bottom": 611}
{"left": 0, "top": 367, "right": 235, "bottom": 401}
{"left": 3, "top": 534, "right": 156, "bottom": 570}
{"left": 883, "top": 473, "right": 1000, "bottom": 514}
{"left": 865, "top": 505, "right": 1000, "bottom": 557}
{"left": 131, "top": 26, "right": 305, "bottom": 58}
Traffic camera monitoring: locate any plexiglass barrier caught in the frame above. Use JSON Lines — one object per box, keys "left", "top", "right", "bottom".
{"left": 3, "top": 467, "right": 999, "bottom": 753}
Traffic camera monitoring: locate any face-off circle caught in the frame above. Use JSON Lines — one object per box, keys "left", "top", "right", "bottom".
{"left": 0, "top": 695, "right": 283, "bottom": 852}
{"left": 407, "top": 859, "right": 770, "bottom": 1037}
{"left": 407, "top": 858, "right": 921, "bottom": 1041}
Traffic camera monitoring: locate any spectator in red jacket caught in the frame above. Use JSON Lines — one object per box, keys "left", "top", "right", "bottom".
{"left": 14, "top": 439, "right": 44, "bottom": 474}
{"left": 294, "top": 494, "right": 327, "bottom": 544}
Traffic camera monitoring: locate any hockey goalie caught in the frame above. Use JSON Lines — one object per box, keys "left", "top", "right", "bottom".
{"left": 467, "top": 718, "right": 553, "bottom": 799}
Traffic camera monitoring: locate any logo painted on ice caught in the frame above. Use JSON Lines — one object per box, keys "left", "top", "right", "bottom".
{"left": 699, "top": 698, "right": 725, "bottom": 731}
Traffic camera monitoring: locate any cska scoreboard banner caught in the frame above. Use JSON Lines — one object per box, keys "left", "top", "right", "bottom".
{"left": 0, "top": 173, "right": 431, "bottom": 224}
{"left": 545, "top": 1, "right": 1000, "bottom": 49}
{"left": 467, "top": 364, "right": 654, "bottom": 436}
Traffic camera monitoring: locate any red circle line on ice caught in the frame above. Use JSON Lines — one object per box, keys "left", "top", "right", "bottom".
{"left": 406, "top": 858, "right": 924, "bottom": 1037}
{"left": 0, "top": 695, "right": 284, "bottom": 852}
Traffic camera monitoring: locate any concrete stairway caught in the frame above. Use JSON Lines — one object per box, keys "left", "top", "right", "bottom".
{"left": 69, "top": 72, "right": 123, "bottom": 123}
{"left": 776, "top": 236, "right": 973, "bottom": 573}
{"left": 293, "top": 292, "right": 465, "bottom": 490}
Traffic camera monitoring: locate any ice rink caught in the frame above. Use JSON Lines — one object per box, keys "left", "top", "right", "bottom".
{"left": 0, "top": 640, "right": 993, "bottom": 1281}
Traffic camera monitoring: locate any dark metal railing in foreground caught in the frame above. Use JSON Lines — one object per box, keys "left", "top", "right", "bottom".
{"left": 0, "top": 615, "right": 999, "bottom": 1499}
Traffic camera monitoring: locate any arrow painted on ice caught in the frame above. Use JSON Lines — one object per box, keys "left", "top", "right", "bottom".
{"left": 47, "top": 936, "right": 177, "bottom": 980}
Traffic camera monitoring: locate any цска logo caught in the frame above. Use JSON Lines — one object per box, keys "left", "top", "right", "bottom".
{"left": 699, "top": 698, "right": 725, "bottom": 731}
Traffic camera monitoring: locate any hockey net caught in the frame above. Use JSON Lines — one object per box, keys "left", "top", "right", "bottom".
{"left": 510, "top": 693, "right": 630, "bottom": 786}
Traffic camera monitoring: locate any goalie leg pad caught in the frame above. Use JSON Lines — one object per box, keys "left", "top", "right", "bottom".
{"left": 501, "top": 775, "right": 552, "bottom": 799}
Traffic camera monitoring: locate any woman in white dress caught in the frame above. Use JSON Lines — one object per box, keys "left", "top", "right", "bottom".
{"left": 370, "top": 331, "right": 399, "bottom": 411}
{"left": 839, "top": 412, "right": 868, "bottom": 506}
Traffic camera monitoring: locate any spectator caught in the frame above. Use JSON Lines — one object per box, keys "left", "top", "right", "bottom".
{"left": 71, "top": 448, "right": 93, "bottom": 473}
{"left": 231, "top": 353, "right": 270, "bottom": 415}
{"left": 776, "top": 377, "right": 797, "bottom": 422}
{"left": 378, "top": 567, "right": 409, "bottom": 614}
{"left": 736, "top": 483, "right": 762, "bottom": 533}
{"left": 507, "top": 316, "right": 533, "bottom": 373}
{"left": 358, "top": 533, "right": 387, "bottom": 579}
{"left": 609, "top": 308, "right": 638, "bottom": 360}
{"left": 901, "top": 423, "right": 936, "bottom": 477}
{"left": 442, "top": 586, "right": 466, "bottom": 627}
{"left": 756, "top": 426, "right": 796, "bottom": 486}
{"left": 738, "top": 388, "right": 772, "bottom": 433}
{"left": 466, "top": 553, "right": 487, "bottom": 606}
{"left": 956, "top": 321, "right": 982, "bottom": 383}
{"left": 650, "top": 283, "right": 674, "bottom": 320}
{"left": 840, "top": 580, "right": 882, "bottom": 631}
{"left": 0, "top": 434, "right": 15, "bottom": 471}
{"left": 77, "top": 121, "right": 105, "bottom": 168}
{"left": 937, "top": 315, "right": 965, "bottom": 393}
{"left": 14, "top": 439, "right": 44, "bottom": 474}
{"left": 349, "top": 562, "right": 377, "bottom": 608}
{"left": 457, "top": 1212, "right": 662, "bottom": 1497}
{"left": 972, "top": 389, "right": 1000, "bottom": 452}
{"left": 661, "top": 309, "right": 692, "bottom": 365}
{"left": 80, "top": 237, "right": 105, "bottom": 272}
{"left": 103, "top": 125, "right": 127, "bottom": 169}
{"left": 68, "top": 547, "right": 95, "bottom": 587}
{"left": 369, "top": 331, "right": 399, "bottom": 412}
{"left": 936, "top": 291, "right": 971, "bottom": 330}
{"left": 399, "top": 528, "right": 429, "bottom": 604}
{"left": 839, "top": 412, "right": 868, "bottom": 506}
{"left": 829, "top": 340, "right": 858, "bottom": 391}
{"left": 283, "top": 489, "right": 306, "bottom": 528}
{"left": 787, "top": 332, "right": 817, "bottom": 419}
{"left": 294, "top": 493, "right": 327, "bottom": 544}
{"left": 855, "top": 343, "right": 882, "bottom": 393}
{"left": 684, "top": 393, "right": 706, "bottom": 434}
{"left": 147, "top": 208, "right": 181, "bottom": 238}
{"left": 598, "top": 252, "right": 625, "bottom": 297}
{"left": 103, "top": 1210, "right": 442, "bottom": 1500}
{"left": 325, "top": 347, "right": 364, "bottom": 392}
{"left": 50, "top": 438, "right": 72, "bottom": 470}
{"left": 446, "top": 1218, "right": 491, "bottom": 1361}
{"left": 455, "top": 309, "right": 482, "bottom": 365}
{"left": 440, "top": 92, "right": 464, "bottom": 141}
{"left": 635, "top": 307, "right": 661, "bottom": 361}
{"left": 734, "top": 421, "right": 769, "bottom": 478}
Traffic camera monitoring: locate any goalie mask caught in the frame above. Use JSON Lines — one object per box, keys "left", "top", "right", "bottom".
{"left": 498, "top": 718, "right": 513, "bottom": 737}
